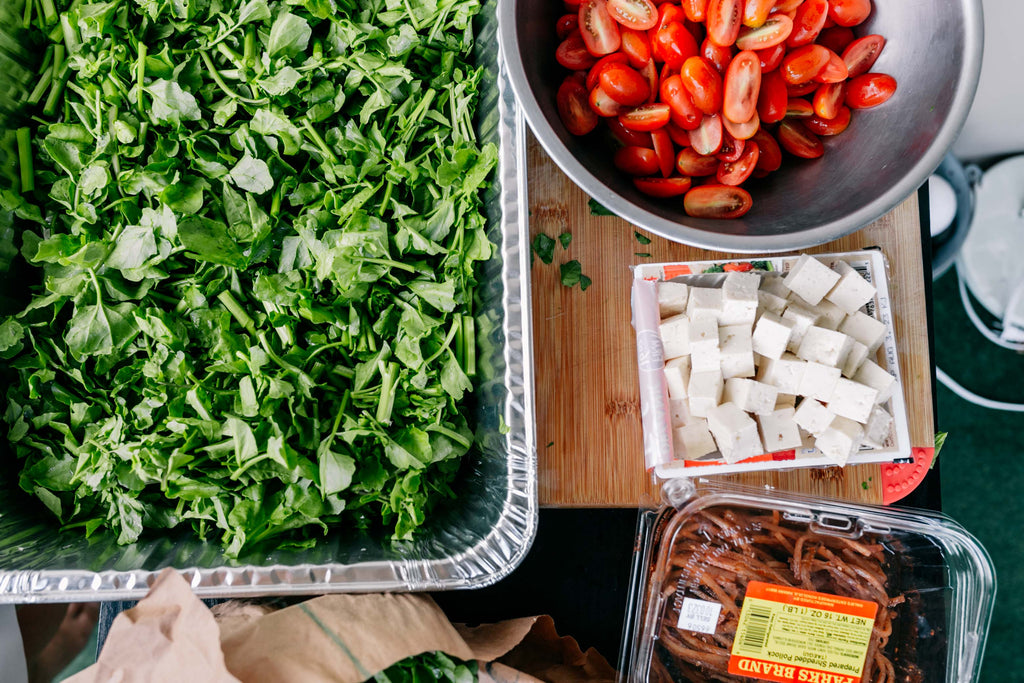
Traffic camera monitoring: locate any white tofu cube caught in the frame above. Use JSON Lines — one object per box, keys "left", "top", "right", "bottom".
{"left": 828, "top": 378, "right": 879, "bottom": 423}
{"left": 658, "top": 281, "right": 690, "bottom": 317}
{"left": 782, "top": 303, "right": 821, "bottom": 353}
{"left": 688, "top": 287, "right": 723, "bottom": 321}
{"left": 758, "top": 290, "right": 788, "bottom": 317}
{"left": 854, "top": 360, "right": 897, "bottom": 404}
{"left": 688, "top": 369, "right": 724, "bottom": 418}
{"left": 862, "top": 405, "right": 893, "bottom": 448}
{"left": 721, "top": 272, "right": 759, "bottom": 326}
{"left": 826, "top": 261, "right": 876, "bottom": 314}
{"left": 796, "top": 326, "right": 854, "bottom": 368}
{"left": 719, "top": 324, "right": 755, "bottom": 379}
{"left": 673, "top": 420, "right": 717, "bottom": 459}
{"left": 793, "top": 398, "right": 835, "bottom": 438}
{"left": 664, "top": 356, "right": 691, "bottom": 400}
{"left": 707, "top": 402, "right": 764, "bottom": 463}
{"left": 839, "top": 311, "right": 886, "bottom": 353}
{"left": 775, "top": 393, "right": 797, "bottom": 410}
{"left": 724, "top": 378, "right": 779, "bottom": 415}
{"left": 812, "top": 299, "right": 847, "bottom": 331}
{"left": 841, "top": 341, "right": 869, "bottom": 378}
{"left": 797, "top": 361, "right": 841, "bottom": 402}
{"left": 659, "top": 313, "right": 690, "bottom": 360}
{"left": 756, "top": 353, "right": 807, "bottom": 395}
{"left": 668, "top": 398, "right": 691, "bottom": 427}
{"left": 752, "top": 312, "right": 795, "bottom": 360}
{"left": 815, "top": 416, "right": 865, "bottom": 466}
{"left": 783, "top": 254, "right": 841, "bottom": 305}
{"left": 762, "top": 275, "right": 790, "bottom": 299}
{"left": 757, "top": 407, "right": 803, "bottom": 452}
{"left": 689, "top": 317, "right": 720, "bottom": 372}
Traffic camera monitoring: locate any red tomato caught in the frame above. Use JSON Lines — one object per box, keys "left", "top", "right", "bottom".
{"left": 634, "top": 176, "right": 693, "bottom": 197}
{"left": 656, "top": 2, "right": 686, "bottom": 30}
{"left": 736, "top": 14, "right": 792, "bottom": 50}
{"left": 723, "top": 50, "right": 761, "bottom": 124}
{"left": 786, "top": 80, "right": 818, "bottom": 96}
{"left": 817, "top": 26, "right": 855, "bottom": 54}
{"left": 750, "top": 127, "right": 782, "bottom": 171}
{"left": 812, "top": 81, "right": 846, "bottom": 119}
{"left": 565, "top": 0, "right": 582, "bottom": 9}
{"left": 557, "top": 78, "right": 600, "bottom": 135}
{"left": 620, "top": 28, "right": 652, "bottom": 67}
{"left": 607, "top": 117, "right": 654, "bottom": 145}
{"left": 757, "top": 43, "right": 786, "bottom": 71}
{"left": 716, "top": 131, "right": 745, "bottom": 161}
{"left": 842, "top": 35, "right": 886, "bottom": 78}
{"left": 614, "top": 146, "right": 660, "bottom": 175}
{"left": 651, "top": 128, "right": 676, "bottom": 176}
{"left": 806, "top": 105, "right": 851, "bottom": 135}
{"left": 781, "top": 44, "right": 830, "bottom": 84}
{"left": 640, "top": 59, "right": 660, "bottom": 102}
{"left": 600, "top": 63, "right": 651, "bottom": 105}
{"left": 706, "top": 0, "right": 743, "bottom": 46}
{"left": 743, "top": 0, "right": 777, "bottom": 28}
{"left": 590, "top": 85, "right": 627, "bottom": 116}
{"left": 556, "top": 14, "right": 580, "bottom": 40}
{"left": 665, "top": 121, "right": 692, "bottom": 145}
{"left": 681, "top": 56, "right": 723, "bottom": 114}
{"left": 757, "top": 68, "right": 788, "bottom": 123}
{"left": 653, "top": 22, "right": 699, "bottom": 69}
{"left": 845, "top": 73, "right": 896, "bottom": 108}
{"left": 723, "top": 111, "right": 759, "bottom": 139}
{"left": 676, "top": 147, "right": 720, "bottom": 175}
{"left": 620, "top": 103, "right": 672, "bottom": 130}
{"left": 785, "top": 97, "right": 814, "bottom": 117}
{"left": 828, "top": 0, "right": 871, "bottom": 27}
{"left": 680, "top": 0, "right": 707, "bottom": 22}
{"left": 815, "top": 50, "right": 848, "bottom": 83}
{"left": 702, "top": 38, "right": 734, "bottom": 74}
{"left": 684, "top": 185, "right": 753, "bottom": 218}
{"left": 786, "top": 0, "right": 827, "bottom": 47}
{"left": 557, "top": 32, "right": 598, "bottom": 70}
{"left": 661, "top": 74, "right": 703, "bottom": 129}
{"left": 772, "top": 0, "right": 803, "bottom": 13}
{"left": 579, "top": 0, "right": 622, "bottom": 56}
{"left": 586, "top": 53, "right": 629, "bottom": 90}
{"left": 777, "top": 119, "right": 824, "bottom": 158}
{"left": 689, "top": 113, "right": 723, "bottom": 155}
{"left": 717, "top": 140, "right": 759, "bottom": 185}
{"left": 607, "top": 0, "right": 658, "bottom": 30}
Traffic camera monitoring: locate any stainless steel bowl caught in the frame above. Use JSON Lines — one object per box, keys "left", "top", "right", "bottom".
{"left": 499, "top": 0, "right": 984, "bottom": 252}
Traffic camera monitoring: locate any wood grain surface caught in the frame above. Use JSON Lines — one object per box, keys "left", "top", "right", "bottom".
{"left": 527, "top": 134, "right": 934, "bottom": 507}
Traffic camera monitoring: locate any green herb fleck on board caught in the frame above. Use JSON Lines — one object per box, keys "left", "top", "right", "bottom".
{"left": 931, "top": 432, "right": 948, "bottom": 469}
{"left": 588, "top": 198, "right": 615, "bottom": 216}
{"left": 561, "top": 260, "right": 583, "bottom": 288}
{"left": 559, "top": 232, "right": 572, "bottom": 249}
{"left": 547, "top": 441, "right": 554, "bottom": 448}
{"left": 635, "top": 252, "right": 651, "bottom": 258}
{"left": 532, "top": 234, "right": 556, "bottom": 264}
{"left": 861, "top": 481, "right": 869, "bottom": 490}
{"left": 635, "top": 231, "right": 651, "bottom": 245}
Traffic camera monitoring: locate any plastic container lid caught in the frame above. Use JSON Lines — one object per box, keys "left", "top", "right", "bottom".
{"left": 621, "top": 481, "right": 996, "bottom": 683}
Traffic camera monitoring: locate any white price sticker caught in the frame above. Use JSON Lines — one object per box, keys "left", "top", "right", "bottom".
{"left": 677, "top": 597, "right": 722, "bottom": 635}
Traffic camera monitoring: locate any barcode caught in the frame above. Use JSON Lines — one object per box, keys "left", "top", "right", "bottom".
{"left": 851, "top": 262, "right": 876, "bottom": 317}
{"left": 740, "top": 606, "right": 773, "bottom": 651}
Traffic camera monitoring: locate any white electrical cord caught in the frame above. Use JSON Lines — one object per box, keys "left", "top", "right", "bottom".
{"left": 957, "top": 269, "right": 1024, "bottom": 351}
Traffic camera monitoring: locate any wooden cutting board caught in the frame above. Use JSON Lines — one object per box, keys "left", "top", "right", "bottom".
{"left": 527, "top": 134, "right": 935, "bottom": 507}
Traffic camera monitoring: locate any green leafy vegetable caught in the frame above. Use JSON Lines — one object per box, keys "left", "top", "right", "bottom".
{"left": 372, "top": 651, "right": 477, "bottom": 682}
{"left": 560, "top": 260, "right": 591, "bottom": 291}
{"left": 531, "top": 233, "right": 555, "bottom": 265}
{"left": 634, "top": 231, "right": 651, "bottom": 245}
{"left": 558, "top": 232, "right": 572, "bottom": 249}
{"left": 635, "top": 253, "right": 651, "bottom": 258}
{"left": 588, "top": 198, "right": 615, "bottom": 216}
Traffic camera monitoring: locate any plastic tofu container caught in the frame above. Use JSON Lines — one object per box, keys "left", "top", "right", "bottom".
{"left": 618, "top": 480, "right": 996, "bottom": 683}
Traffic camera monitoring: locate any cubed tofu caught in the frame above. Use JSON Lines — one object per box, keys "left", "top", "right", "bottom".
{"left": 664, "top": 356, "right": 691, "bottom": 400}
{"left": 826, "top": 261, "right": 876, "bottom": 314}
{"left": 862, "top": 405, "right": 894, "bottom": 448}
{"left": 828, "top": 378, "right": 879, "bottom": 423}
{"left": 668, "top": 398, "right": 691, "bottom": 427}
{"left": 839, "top": 311, "right": 886, "bottom": 353}
{"left": 752, "top": 311, "right": 795, "bottom": 360}
{"left": 659, "top": 313, "right": 690, "bottom": 360}
{"left": 658, "top": 281, "right": 690, "bottom": 318}
{"left": 782, "top": 303, "right": 821, "bottom": 353}
{"left": 673, "top": 420, "right": 718, "bottom": 459}
{"left": 762, "top": 275, "right": 791, "bottom": 300}
{"left": 841, "top": 341, "right": 869, "bottom": 378}
{"left": 688, "top": 287, "right": 723, "bottom": 321}
{"left": 719, "top": 324, "right": 756, "bottom": 379}
{"left": 688, "top": 369, "right": 724, "bottom": 418}
{"left": 796, "top": 326, "right": 854, "bottom": 368}
{"left": 783, "top": 254, "right": 841, "bottom": 305}
{"left": 758, "top": 289, "right": 789, "bottom": 317}
{"left": 812, "top": 299, "right": 847, "bottom": 331}
{"left": 757, "top": 407, "right": 803, "bottom": 452}
{"left": 724, "top": 377, "right": 779, "bottom": 415}
{"left": 721, "top": 272, "right": 759, "bottom": 326}
{"left": 756, "top": 353, "right": 807, "bottom": 395}
{"left": 775, "top": 393, "right": 798, "bottom": 410}
{"left": 797, "top": 361, "right": 841, "bottom": 402}
{"left": 707, "top": 402, "right": 764, "bottom": 463}
{"left": 854, "top": 360, "right": 897, "bottom": 404}
{"left": 793, "top": 398, "right": 835, "bottom": 438}
{"left": 689, "top": 317, "right": 721, "bottom": 372}
{"left": 815, "top": 416, "right": 865, "bottom": 466}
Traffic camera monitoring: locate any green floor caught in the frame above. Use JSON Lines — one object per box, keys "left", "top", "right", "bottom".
{"left": 933, "top": 269, "right": 1024, "bottom": 682}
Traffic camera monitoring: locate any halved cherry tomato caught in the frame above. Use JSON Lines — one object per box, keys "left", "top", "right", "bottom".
{"left": 817, "top": 26, "right": 855, "bottom": 54}
{"left": 723, "top": 111, "right": 759, "bottom": 139}
{"left": 565, "top": 0, "right": 583, "bottom": 10}
{"left": 828, "top": 0, "right": 871, "bottom": 27}
{"left": 684, "top": 184, "right": 753, "bottom": 218}
{"left": 736, "top": 15, "right": 792, "bottom": 50}
{"left": 580, "top": 0, "right": 622, "bottom": 56}
{"left": 706, "top": 0, "right": 742, "bottom": 46}
{"left": 652, "top": 22, "right": 699, "bottom": 69}
{"left": 757, "top": 68, "right": 788, "bottom": 123}
{"left": 786, "top": 80, "right": 818, "bottom": 96}
{"left": 777, "top": 119, "right": 824, "bottom": 158}
{"left": 614, "top": 146, "right": 660, "bottom": 174}
{"left": 845, "top": 73, "right": 896, "bottom": 108}
{"left": 557, "top": 14, "right": 581, "bottom": 40}
{"left": 607, "top": 0, "right": 658, "bottom": 30}
{"left": 723, "top": 50, "right": 761, "bottom": 124}
{"left": 813, "top": 81, "right": 846, "bottom": 119}
{"left": 676, "top": 147, "right": 720, "bottom": 175}
{"left": 651, "top": 128, "right": 676, "bottom": 176}
{"left": 786, "top": 0, "right": 827, "bottom": 47}
{"left": 785, "top": 97, "right": 814, "bottom": 117}
{"left": 717, "top": 141, "right": 759, "bottom": 185}
{"left": 607, "top": 117, "right": 654, "bottom": 145}
{"left": 661, "top": 74, "right": 703, "bottom": 129}
{"left": 655, "top": 2, "right": 686, "bottom": 30}
{"left": 771, "top": 0, "right": 803, "bottom": 13}
{"left": 821, "top": 14, "right": 835, "bottom": 28}
{"left": 781, "top": 44, "right": 830, "bottom": 84}
{"left": 640, "top": 59, "right": 660, "bottom": 102}
{"left": 590, "top": 85, "right": 627, "bottom": 116}
{"left": 586, "top": 53, "right": 630, "bottom": 90}
{"left": 757, "top": 43, "right": 786, "bottom": 71}
{"left": 634, "top": 175, "right": 693, "bottom": 196}
{"left": 665, "top": 121, "right": 692, "bottom": 145}
{"left": 557, "top": 78, "right": 600, "bottom": 135}
{"left": 680, "top": 0, "right": 707, "bottom": 22}
{"left": 689, "top": 113, "right": 723, "bottom": 155}
{"left": 557, "top": 32, "right": 598, "bottom": 70}
{"left": 842, "top": 35, "right": 886, "bottom": 78}
{"left": 815, "top": 50, "right": 848, "bottom": 83}
{"left": 743, "top": 0, "right": 777, "bottom": 28}
{"left": 600, "top": 63, "right": 651, "bottom": 105}
{"left": 750, "top": 127, "right": 782, "bottom": 171}
{"left": 620, "top": 28, "right": 653, "bottom": 67}
{"left": 806, "top": 105, "right": 851, "bottom": 135}
{"left": 681, "top": 56, "right": 723, "bottom": 114}
{"left": 702, "top": 38, "right": 734, "bottom": 74}
{"left": 620, "top": 103, "right": 672, "bottom": 130}
{"left": 716, "top": 131, "right": 745, "bottom": 161}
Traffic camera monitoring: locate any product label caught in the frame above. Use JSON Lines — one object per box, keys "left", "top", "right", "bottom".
{"left": 677, "top": 597, "right": 722, "bottom": 635}
{"left": 728, "top": 581, "right": 878, "bottom": 683}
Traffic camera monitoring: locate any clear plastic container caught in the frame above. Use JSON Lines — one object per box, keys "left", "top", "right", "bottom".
{"left": 619, "top": 480, "right": 996, "bottom": 683}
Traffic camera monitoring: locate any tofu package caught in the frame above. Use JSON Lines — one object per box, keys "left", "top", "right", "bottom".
{"left": 632, "top": 251, "right": 912, "bottom": 478}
